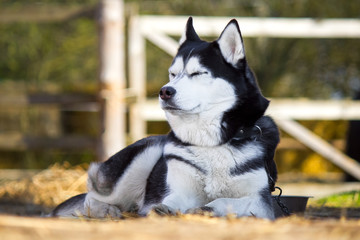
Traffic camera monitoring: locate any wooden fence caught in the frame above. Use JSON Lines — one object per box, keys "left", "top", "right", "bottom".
{"left": 0, "top": 93, "right": 98, "bottom": 150}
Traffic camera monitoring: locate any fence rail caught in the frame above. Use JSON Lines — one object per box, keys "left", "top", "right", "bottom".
{"left": 137, "top": 99, "right": 360, "bottom": 121}
{"left": 0, "top": 94, "right": 98, "bottom": 108}
{"left": 0, "top": 134, "right": 97, "bottom": 151}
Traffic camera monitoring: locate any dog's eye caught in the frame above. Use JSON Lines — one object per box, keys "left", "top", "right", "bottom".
{"left": 190, "top": 71, "right": 207, "bottom": 77}
{"left": 169, "top": 73, "right": 176, "bottom": 78}
{"left": 190, "top": 72, "right": 200, "bottom": 77}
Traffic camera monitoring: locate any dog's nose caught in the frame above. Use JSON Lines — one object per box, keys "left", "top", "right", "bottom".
{"left": 159, "top": 87, "right": 176, "bottom": 100}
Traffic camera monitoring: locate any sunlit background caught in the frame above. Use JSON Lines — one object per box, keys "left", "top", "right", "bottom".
{"left": 0, "top": 0, "right": 359, "bottom": 183}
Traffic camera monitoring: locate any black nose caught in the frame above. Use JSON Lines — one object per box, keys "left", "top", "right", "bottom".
{"left": 159, "top": 87, "right": 176, "bottom": 100}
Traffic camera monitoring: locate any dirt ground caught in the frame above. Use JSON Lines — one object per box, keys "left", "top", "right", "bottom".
{"left": 0, "top": 200, "right": 360, "bottom": 240}
{"left": 1, "top": 213, "right": 360, "bottom": 240}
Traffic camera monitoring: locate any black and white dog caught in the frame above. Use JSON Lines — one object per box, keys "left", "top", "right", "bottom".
{"left": 51, "top": 17, "right": 279, "bottom": 219}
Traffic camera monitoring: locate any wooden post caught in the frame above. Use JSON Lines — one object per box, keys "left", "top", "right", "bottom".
{"left": 128, "top": 15, "right": 147, "bottom": 142}
{"left": 97, "top": 0, "right": 125, "bottom": 161}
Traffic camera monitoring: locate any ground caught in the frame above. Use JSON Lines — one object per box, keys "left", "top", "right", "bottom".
{"left": 0, "top": 164, "right": 360, "bottom": 240}
{"left": 1, "top": 214, "right": 360, "bottom": 240}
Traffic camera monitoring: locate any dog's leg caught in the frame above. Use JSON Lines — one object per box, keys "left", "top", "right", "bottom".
{"left": 202, "top": 192, "right": 275, "bottom": 219}
{"left": 151, "top": 160, "right": 207, "bottom": 215}
{"left": 83, "top": 194, "right": 122, "bottom": 218}
{"left": 150, "top": 188, "right": 199, "bottom": 216}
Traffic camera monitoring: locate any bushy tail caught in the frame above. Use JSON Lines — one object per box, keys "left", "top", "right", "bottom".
{"left": 87, "top": 136, "right": 166, "bottom": 212}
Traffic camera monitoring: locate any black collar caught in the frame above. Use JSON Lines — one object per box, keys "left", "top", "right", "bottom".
{"left": 232, "top": 125, "right": 262, "bottom": 142}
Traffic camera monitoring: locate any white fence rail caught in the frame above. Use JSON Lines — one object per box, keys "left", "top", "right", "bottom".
{"left": 139, "top": 15, "right": 360, "bottom": 38}
{"left": 138, "top": 99, "right": 360, "bottom": 121}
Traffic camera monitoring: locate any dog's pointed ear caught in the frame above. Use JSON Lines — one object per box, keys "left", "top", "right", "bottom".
{"left": 179, "top": 17, "right": 201, "bottom": 45}
{"left": 217, "top": 19, "right": 245, "bottom": 67}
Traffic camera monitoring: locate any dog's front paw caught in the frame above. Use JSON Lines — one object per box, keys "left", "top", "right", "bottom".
{"left": 186, "top": 206, "right": 215, "bottom": 216}
{"left": 151, "top": 204, "right": 177, "bottom": 216}
{"left": 105, "top": 204, "right": 122, "bottom": 218}
{"left": 84, "top": 196, "right": 122, "bottom": 218}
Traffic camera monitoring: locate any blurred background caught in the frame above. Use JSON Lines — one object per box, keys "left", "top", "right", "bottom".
{"left": 0, "top": 0, "right": 359, "bottom": 183}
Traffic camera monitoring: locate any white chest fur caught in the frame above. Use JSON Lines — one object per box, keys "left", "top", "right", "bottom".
{"left": 164, "top": 141, "right": 269, "bottom": 202}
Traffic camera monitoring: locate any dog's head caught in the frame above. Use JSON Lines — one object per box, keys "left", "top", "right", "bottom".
{"left": 159, "top": 17, "right": 269, "bottom": 146}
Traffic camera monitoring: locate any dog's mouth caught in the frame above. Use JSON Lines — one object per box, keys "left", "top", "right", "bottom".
{"left": 162, "top": 105, "right": 182, "bottom": 111}
{"left": 161, "top": 101, "right": 200, "bottom": 113}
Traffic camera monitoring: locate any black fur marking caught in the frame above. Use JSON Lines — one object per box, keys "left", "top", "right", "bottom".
{"left": 218, "top": 64, "right": 269, "bottom": 144}
{"left": 254, "top": 116, "right": 280, "bottom": 192}
{"left": 186, "top": 206, "right": 215, "bottom": 215}
{"left": 144, "top": 156, "right": 168, "bottom": 205}
{"left": 229, "top": 157, "right": 264, "bottom": 176}
{"left": 93, "top": 135, "right": 167, "bottom": 195}
{"left": 200, "top": 206, "right": 214, "bottom": 212}
{"left": 230, "top": 125, "right": 262, "bottom": 144}
{"left": 183, "top": 17, "right": 201, "bottom": 43}
{"left": 259, "top": 187, "right": 273, "bottom": 209}
{"left": 164, "top": 154, "right": 207, "bottom": 174}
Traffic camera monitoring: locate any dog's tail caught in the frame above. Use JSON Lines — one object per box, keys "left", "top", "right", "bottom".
{"left": 87, "top": 136, "right": 166, "bottom": 212}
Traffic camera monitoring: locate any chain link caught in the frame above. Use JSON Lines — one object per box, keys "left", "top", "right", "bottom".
{"left": 274, "top": 186, "right": 290, "bottom": 216}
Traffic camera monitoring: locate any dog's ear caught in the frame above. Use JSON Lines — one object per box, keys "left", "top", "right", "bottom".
{"left": 217, "top": 19, "right": 245, "bottom": 67}
{"left": 179, "top": 17, "right": 201, "bottom": 45}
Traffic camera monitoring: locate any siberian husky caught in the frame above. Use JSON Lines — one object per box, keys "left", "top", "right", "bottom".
{"left": 51, "top": 17, "right": 279, "bottom": 219}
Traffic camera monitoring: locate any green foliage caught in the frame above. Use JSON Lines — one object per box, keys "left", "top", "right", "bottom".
{"left": 126, "top": 0, "right": 360, "bottom": 18}
{"left": 312, "top": 191, "right": 360, "bottom": 208}
{"left": 246, "top": 38, "right": 360, "bottom": 98}
{"left": 1, "top": 0, "right": 98, "bottom": 7}
{"left": 0, "top": 10, "right": 98, "bottom": 93}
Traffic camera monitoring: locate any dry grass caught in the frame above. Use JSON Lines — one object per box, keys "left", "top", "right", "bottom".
{"left": 0, "top": 163, "right": 87, "bottom": 207}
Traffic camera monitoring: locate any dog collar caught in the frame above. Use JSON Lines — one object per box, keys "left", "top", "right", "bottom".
{"left": 232, "top": 125, "right": 262, "bottom": 142}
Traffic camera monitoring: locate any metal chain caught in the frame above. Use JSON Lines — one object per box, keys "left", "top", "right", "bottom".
{"left": 274, "top": 186, "right": 290, "bottom": 216}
